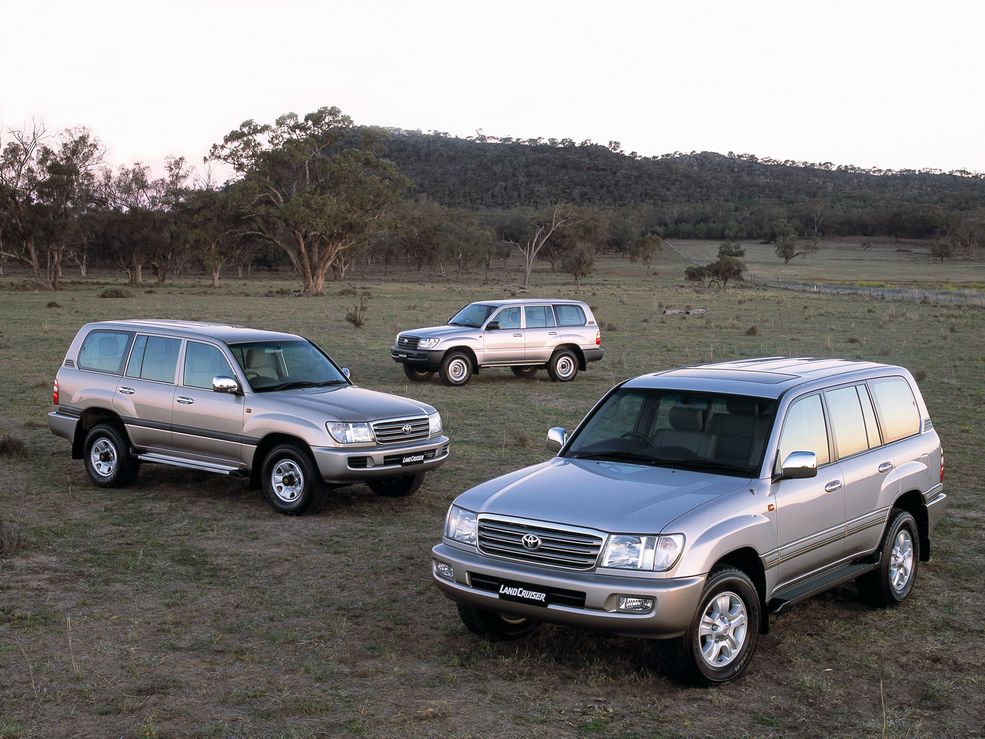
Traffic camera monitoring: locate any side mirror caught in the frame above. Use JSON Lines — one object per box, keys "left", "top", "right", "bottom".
{"left": 779, "top": 451, "right": 817, "bottom": 480}
{"left": 485, "top": 321, "right": 500, "bottom": 331}
{"left": 212, "top": 376, "right": 241, "bottom": 395}
{"left": 341, "top": 367, "right": 351, "bottom": 379}
{"left": 546, "top": 427, "right": 567, "bottom": 452}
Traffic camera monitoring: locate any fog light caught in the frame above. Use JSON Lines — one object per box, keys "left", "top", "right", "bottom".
{"left": 618, "top": 595, "right": 654, "bottom": 613}
{"left": 435, "top": 561, "right": 455, "bottom": 580}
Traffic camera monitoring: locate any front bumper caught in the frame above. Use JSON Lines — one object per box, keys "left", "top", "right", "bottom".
{"left": 390, "top": 346, "right": 444, "bottom": 369}
{"left": 311, "top": 434, "right": 450, "bottom": 483}
{"left": 431, "top": 542, "right": 705, "bottom": 639}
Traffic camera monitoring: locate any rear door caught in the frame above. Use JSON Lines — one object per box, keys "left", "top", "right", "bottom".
{"left": 522, "top": 305, "right": 558, "bottom": 363}
{"left": 113, "top": 334, "right": 180, "bottom": 452}
{"left": 482, "top": 306, "right": 523, "bottom": 364}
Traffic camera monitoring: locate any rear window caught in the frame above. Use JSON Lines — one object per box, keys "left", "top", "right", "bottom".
{"left": 77, "top": 330, "right": 134, "bottom": 375}
{"left": 524, "top": 305, "right": 556, "bottom": 328}
{"left": 869, "top": 377, "right": 920, "bottom": 443}
{"left": 824, "top": 386, "right": 869, "bottom": 459}
{"left": 554, "top": 304, "right": 587, "bottom": 326}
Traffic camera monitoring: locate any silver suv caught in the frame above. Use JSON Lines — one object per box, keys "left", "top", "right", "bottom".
{"left": 432, "top": 357, "right": 946, "bottom": 684}
{"left": 48, "top": 320, "right": 449, "bottom": 514}
{"left": 391, "top": 299, "right": 603, "bottom": 385}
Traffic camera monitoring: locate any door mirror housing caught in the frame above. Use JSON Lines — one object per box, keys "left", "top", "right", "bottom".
{"left": 212, "top": 376, "right": 241, "bottom": 395}
{"left": 546, "top": 426, "right": 567, "bottom": 452}
{"left": 485, "top": 321, "right": 500, "bottom": 331}
{"left": 341, "top": 367, "right": 350, "bottom": 379}
{"left": 779, "top": 450, "right": 818, "bottom": 480}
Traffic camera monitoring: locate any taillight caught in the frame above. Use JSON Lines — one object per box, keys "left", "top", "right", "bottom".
{"left": 52, "top": 379, "right": 59, "bottom": 406}
{"left": 940, "top": 449, "right": 944, "bottom": 483}
{"left": 595, "top": 331, "right": 601, "bottom": 346}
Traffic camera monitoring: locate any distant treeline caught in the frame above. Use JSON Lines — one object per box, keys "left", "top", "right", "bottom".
{"left": 2, "top": 108, "right": 983, "bottom": 294}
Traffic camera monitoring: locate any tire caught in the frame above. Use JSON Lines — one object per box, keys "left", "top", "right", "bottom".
{"left": 456, "top": 603, "right": 541, "bottom": 641}
{"left": 260, "top": 443, "right": 325, "bottom": 515}
{"left": 675, "top": 566, "right": 760, "bottom": 685}
{"left": 547, "top": 349, "right": 578, "bottom": 382}
{"left": 440, "top": 352, "right": 473, "bottom": 386}
{"left": 83, "top": 423, "right": 139, "bottom": 488}
{"left": 857, "top": 509, "right": 919, "bottom": 607}
{"left": 403, "top": 364, "right": 435, "bottom": 382}
{"left": 368, "top": 472, "right": 425, "bottom": 498}
{"left": 511, "top": 366, "right": 539, "bottom": 379}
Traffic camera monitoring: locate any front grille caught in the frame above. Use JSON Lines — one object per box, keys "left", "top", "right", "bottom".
{"left": 477, "top": 517, "right": 604, "bottom": 570}
{"left": 372, "top": 417, "right": 430, "bottom": 444}
{"left": 397, "top": 335, "right": 420, "bottom": 350}
{"left": 469, "top": 572, "right": 586, "bottom": 608}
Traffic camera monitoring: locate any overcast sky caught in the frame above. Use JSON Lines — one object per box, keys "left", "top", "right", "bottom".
{"left": 2, "top": 0, "right": 983, "bottom": 177}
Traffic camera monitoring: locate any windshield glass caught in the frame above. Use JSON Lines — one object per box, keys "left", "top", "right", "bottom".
{"left": 228, "top": 340, "right": 348, "bottom": 393}
{"left": 448, "top": 303, "right": 496, "bottom": 328}
{"left": 564, "top": 388, "right": 777, "bottom": 477}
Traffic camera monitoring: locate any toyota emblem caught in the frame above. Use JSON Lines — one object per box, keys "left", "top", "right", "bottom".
{"left": 401, "top": 424, "right": 413, "bottom": 434}
{"left": 521, "top": 534, "right": 542, "bottom": 551}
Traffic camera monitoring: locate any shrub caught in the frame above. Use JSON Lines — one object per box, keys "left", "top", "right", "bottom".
{"left": 345, "top": 297, "right": 368, "bottom": 328}
{"left": 0, "top": 519, "right": 23, "bottom": 558}
{"left": 745, "top": 326, "right": 759, "bottom": 336}
{"left": 339, "top": 287, "right": 357, "bottom": 296}
{"left": 46, "top": 301, "right": 60, "bottom": 308}
{"left": 847, "top": 337, "right": 861, "bottom": 344}
{"left": 99, "top": 287, "right": 134, "bottom": 299}
{"left": 604, "top": 322, "right": 618, "bottom": 332}
{"left": 914, "top": 369, "right": 929, "bottom": 382}
{"left": 0, "top": 433, "right": 25, "bottom": 456}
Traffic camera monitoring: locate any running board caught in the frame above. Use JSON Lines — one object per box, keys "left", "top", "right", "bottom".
{"left": 136, "top": 452, "right": 247, "bottom": 476}
{"left": 769, "top": 560, "right": 880, "bottom": 614}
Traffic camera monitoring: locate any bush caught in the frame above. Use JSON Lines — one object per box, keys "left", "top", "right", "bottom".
{"left": 99, "top": 287, "right": 134, "bottom": 299}
{"left": 745, "top": 325, "right": 759, "bottom": 336}
{"left": 0, "top": 519, "right": 23, "bottom": 558}
{"left": 46, "top": 301, "right": 60, "bottom": 308}
{"left": 0, "top": 433, "right": 25, "bottom": 456}
{"left": 339, "top": 287, "right": 357, "bottom": 296}
{"left": 914, "top": 369, "right": 929, "bottom": 382}
{"left": 345, "top": 297, "right": 369, "bottom": 328}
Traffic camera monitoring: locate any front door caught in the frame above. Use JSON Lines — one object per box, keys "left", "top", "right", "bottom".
{"left": 170, "top": 340, "right": 247, "bottom": 465}
{"left": 482, "top": 306, "right": 524, "bottom": 365}
{"left": 772, "top": 393, "right": 847, "bottom": 586}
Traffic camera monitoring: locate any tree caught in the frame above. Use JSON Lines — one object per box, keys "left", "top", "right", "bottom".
{"left": 685, "top": 264, "right": 711, "bottom": 285}
{"left": 209, "top": 107, "right": 408, "bottom": 295}
{"left": 772, "top": 218, "right": 816, "bottom": 263}
{"left": 718, "top": 241, "right": 745, "bottom": 258}
{"left": 562, "top": 242, "right": 595, "bottom": 287}
{"left": 930, "top": 241, "right": 953, "bottom": 263}
{"left": 629, "top": 233, "right": 663, "bottom": 266}
{"left": 501, "top": 203, "right": 569, "bottom": 289}
{"left": 708, "top": 255, "right": 747, "bottom": 287}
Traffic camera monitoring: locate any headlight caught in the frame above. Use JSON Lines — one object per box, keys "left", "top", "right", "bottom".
{"left": 419, "top": 337, "right": 440, "bottom": 349}
{"left": 600, "top": 534, "right": 685, "bottom": 571}
{"left": 445, "top": 505, "right": 477, "bottom": 546}
{"left": 428, "top": 411, "right": 442, "bottom": 435}
{"left": 326, "top": 421, "right": 374, "bottom": 444}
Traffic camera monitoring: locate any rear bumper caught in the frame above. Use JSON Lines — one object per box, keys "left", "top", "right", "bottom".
{"left": 390, "top": 347, "right": 444, "bottom": 369}
{"left": 47, "top": 410, "right": 79, "bottom": 443}
{"left": 583, "top": 348, "right": 604, "bottom": 364}
{"left": 925, "top": 485, "right": 946, "bottom": 534}
{"left": 431, "top": 542, "right": 705, "bottom": 639}
{"left": 311, "top": 435, "right": 450, "bottom": 483}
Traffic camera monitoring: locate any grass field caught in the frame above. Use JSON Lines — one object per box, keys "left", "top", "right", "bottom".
{"left": 1, "top": 248, "right": 984, "bottom": 737}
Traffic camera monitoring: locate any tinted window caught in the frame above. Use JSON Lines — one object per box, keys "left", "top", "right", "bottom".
{"left": 448, "top": 303, "right": 496, "bottom": 328}
{"left": 183, "top": 341, "right": 234, "bottom": 389}
{"left": 778, "top": 394, "right": 830, "bottom": 466}
{"left": 229, "top": 340, "right": 347, "bottom": 392}
{"left": 77, "top": 330, "right": 134, "bottom": 374}
{"left": 125, "top": 335, "right": 180, "bottom": 383}
{"left": 825, "top": 386, "right": 868, "bottom": 459}
{"left": 524, "top": 305, "right": 556, "bottom": 328}
{"left": 494, "top": 307, "right": 521, "bottom": 329}
{"left": 555, "top": 304, "right": 587, "bottom": 326}
{"left": 857, "top": 385, "right": 882, "bottom": 448}
{"left": 869, "top": 377, "right": 920, "bottom": 443}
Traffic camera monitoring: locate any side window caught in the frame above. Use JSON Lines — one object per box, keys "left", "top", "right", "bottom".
{"left": 824, "top": 386, "right": 869, "bottom": 459}
{"left": 555, "top": 304, "right": 587, "bottom": 327}
{"left": 494, "top": 307, "right": 521, "bottom": 329}
{"left": 77, "top": 330, "right": 134, "bottom": 374}
{"left": 524, "top": 305, "right": 556, "bottom": 328}
{"left": 856, "top": 384, "right": 882, "bottom": 449}
{"left": 125, "top": 335, "right": 180, "bottom": 384}
{"left": 184, "top": 341, "right": 234, "bottom": 389}
{"left": 869, "top": 377, "right": 920, "bottom": 443}
{"left": 778, "top": 394, "right": 830, "bottom": 467}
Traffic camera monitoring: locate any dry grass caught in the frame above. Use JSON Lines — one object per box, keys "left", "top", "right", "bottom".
{"left": 0, "top": 432, "right": 25, "bottom": 456}
{"left": 0, "top": 518, "right": 23, "bottom": 557}
{"left": 98, "top": 287, "right": 134, "bottom": 299}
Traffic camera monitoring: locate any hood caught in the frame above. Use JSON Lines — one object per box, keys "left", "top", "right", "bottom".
{"left": 254, "top": 385, "right": 434, "bottom": 423}
{"left": 453, "top": 458, "right": 751, "bottom": 534}
{"left": 401, "top": 325, "right": 476, "bottom": 339}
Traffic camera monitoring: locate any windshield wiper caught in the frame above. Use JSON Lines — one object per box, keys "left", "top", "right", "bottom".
{"left": 569, "top": 450, "right": 661, "bottom": 466}
{"left": 649, "top": 458, "right": 754, "bottom": 475}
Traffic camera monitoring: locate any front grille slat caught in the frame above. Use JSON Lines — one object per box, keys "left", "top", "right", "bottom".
{"left": 397, "top": 336, "right": 420, "bottom": 349}
{"left": 478, "top": 517, "right": 604, "bottom": 570}
{"left": 372, "top": 417, "right": 430, "bottom": 445}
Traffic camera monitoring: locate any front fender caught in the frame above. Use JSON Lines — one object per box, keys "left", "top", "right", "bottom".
{"left": 676, "top": 512, "right": 776, "bottom": 578}
{"left": 244, "top": 411, "right": 330, "bottom": 448}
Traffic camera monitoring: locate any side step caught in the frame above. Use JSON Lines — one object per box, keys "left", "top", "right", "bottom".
{"left": 769, "top": 559, "right": 879, "bottom": 613}
{"left": 136, "top": 452, "right": 247, "bottom": 476}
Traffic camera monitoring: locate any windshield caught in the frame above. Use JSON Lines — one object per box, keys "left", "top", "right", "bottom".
{"left": 564, "top": 388, "right": 777, "bottom": 477}
{"left": 448, "top": 303, "right": 496, "bottom": 328}
{"left": 228, "top": 340, "right": 348, "bottom": 393}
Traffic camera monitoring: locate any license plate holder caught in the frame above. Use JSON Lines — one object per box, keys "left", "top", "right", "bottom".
{"left": 401, "top": 454, "right": 425, "bottom": 466}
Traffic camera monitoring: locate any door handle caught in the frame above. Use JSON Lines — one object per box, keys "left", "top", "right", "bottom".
{"left": 877, "top": 461, "right": 893, "bottom": 474}
{"left": 118, "top": 386, "right": 135, "bottom": 395}
{"left": 176, "top": 396, "right": 195, "bottom": 405}
{"left": 548, "top": 331, "right": 558, "bottom": 336}
{"left": 513, "top": 333, "right": 523, "bottom": 337}
{"left": 824, "top": 480, "right": 843, "bottom": 493}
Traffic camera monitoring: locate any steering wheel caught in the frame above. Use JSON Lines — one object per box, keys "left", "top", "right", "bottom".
{"left": 620, "top": 432, "right": 655, "bottom": 447}
{"left": 655, "top": 445, "right": 700, "bottom": 460}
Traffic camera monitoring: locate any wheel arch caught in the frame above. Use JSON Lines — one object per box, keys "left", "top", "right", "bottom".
{"left": 892, "top": 489, "right": 930, "bottom": 562}
{"left": 710, "top": 547, "right": 769, "bottom": 634}
{"left": 553, "top": 343, "right": 586, "bottom": 370}
{"left": 74, "top": 408, "right": 127, "bottom": 459}
{"left": 249, "top": 433, "right": 316, "bottom": 489}
{"left": 445, "top": 346, "right": 479, "bottom": 372}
